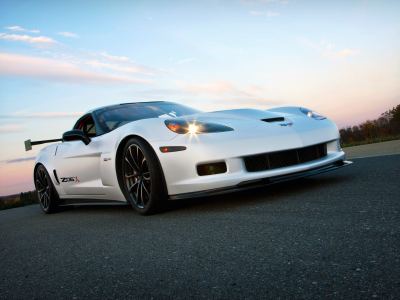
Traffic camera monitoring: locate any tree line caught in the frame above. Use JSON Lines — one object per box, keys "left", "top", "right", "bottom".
{"left": 339, "top": 104, "right": 400, "bottom": 144}
{"left": 0, "top": 191, "right": 39, "bottom": 211}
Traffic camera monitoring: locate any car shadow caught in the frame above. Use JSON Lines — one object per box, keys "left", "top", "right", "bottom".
{"left": 164, "top": 173, "right": 350, "bottom": 214}
{"left": 57, "top": 173, "right": 350, "bottom": 216}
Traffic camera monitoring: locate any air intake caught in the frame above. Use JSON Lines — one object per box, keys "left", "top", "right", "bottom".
{"left": 244, "top": 143, "right": 327, "bottom": 172}
{"left": 197, "top": 162, "right": 227, "bottom": 176}
{"left": 261, "top": 117, "right": 284, "bottom": 122}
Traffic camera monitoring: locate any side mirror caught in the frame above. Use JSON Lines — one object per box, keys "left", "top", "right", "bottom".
{"left": 62, "top": 130, "right": 91, "bottom": 145}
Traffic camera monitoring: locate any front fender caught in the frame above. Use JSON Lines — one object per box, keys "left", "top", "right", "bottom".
{"left": 34, "top": 144, "right": 67, "bottom": 196}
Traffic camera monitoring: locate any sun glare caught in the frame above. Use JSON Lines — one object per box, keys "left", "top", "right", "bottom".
{"left": 188, "top": 124, "right": 198, "bottom": 134}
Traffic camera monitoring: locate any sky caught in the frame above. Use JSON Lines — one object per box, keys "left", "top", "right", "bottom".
{"left": 0, "top": 0, "right": 399, "bottom": 196}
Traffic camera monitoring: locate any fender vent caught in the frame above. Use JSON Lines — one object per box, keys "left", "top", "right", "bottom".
{"left": 244, "top": 143, "right": 327, "bottom": 172}
{"left": 261, "top": 117, "right": 284, "bottom": 122}
{"left": 53, "top": 169, "right": 60, "bottom": 185}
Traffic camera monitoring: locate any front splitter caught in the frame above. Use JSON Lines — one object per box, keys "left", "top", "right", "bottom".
{"left": 168, "top": 160, "right": 353, "bottom": 200}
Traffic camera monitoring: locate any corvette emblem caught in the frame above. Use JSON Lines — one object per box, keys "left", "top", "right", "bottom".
{"left": 277, "top": 122, "right": 293, "bottom": 127}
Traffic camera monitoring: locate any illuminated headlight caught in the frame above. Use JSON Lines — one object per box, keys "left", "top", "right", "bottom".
{"left": 188, "top": 124, "right": 198, "bottom": 134}
{"left": 165, "top": 120, "right": 234, "bottom": 134}
{"left": 300, "top": 108, "right": 326, "bottom": 120}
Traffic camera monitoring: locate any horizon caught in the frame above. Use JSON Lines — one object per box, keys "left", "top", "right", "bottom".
{"left": 1, "top": 0, "right": 399, "bottom": 196}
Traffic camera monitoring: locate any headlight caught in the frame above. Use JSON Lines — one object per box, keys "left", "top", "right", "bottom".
{"left": 165, "top": 120, "right": 234, "bottom": 134}
{"left": 300, "top": 108, "right": 326, "bottom": 120}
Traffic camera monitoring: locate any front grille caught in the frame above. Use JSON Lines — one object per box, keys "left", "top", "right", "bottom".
{"left": 244, "top": 143, "right": 327, "bottom": 172}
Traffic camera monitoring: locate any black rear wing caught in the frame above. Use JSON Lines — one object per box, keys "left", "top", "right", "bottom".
{"left": 24, "top": 139, "right": 63, "bottom": 151}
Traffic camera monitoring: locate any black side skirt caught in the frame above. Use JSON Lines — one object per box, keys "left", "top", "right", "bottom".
{"left": 168, "top": 160, "right": 353, "bottom": 200}
{"left": 58, "top": 199, "right": 129, "bottom": 206}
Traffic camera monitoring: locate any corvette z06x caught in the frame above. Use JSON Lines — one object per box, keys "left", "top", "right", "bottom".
{"left": 25, "top": 101, "right": 352, "bottom": 215}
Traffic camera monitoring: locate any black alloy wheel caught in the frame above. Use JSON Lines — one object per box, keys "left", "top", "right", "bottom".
{"left": 122, "top": 138, "right": 167, "bottom": 215}
{"left": 35, "top": 165, "right": 59, "bottom": 213}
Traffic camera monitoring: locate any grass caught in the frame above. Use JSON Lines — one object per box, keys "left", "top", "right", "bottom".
{"left": 341, "top": 134, "right": 400, "bottom": 148}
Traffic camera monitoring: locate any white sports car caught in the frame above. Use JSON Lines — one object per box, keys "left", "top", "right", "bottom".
{"left": 25, "top": 101, "right": 352, "bottom": 215}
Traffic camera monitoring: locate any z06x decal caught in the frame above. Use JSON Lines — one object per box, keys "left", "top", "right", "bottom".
{"left": 60, "top": 177, "right": 80, "bottom": 183}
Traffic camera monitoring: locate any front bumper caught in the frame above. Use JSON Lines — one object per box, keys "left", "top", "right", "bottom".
{"left": 151, "top": 119, "right": 348, "bottom": 197}
{"left": 169, "top": 160, "right": 352, "bottom": 200}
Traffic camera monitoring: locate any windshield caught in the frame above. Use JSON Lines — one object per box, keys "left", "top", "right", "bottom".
{"left": 93, "top": 102, "right": 203, "bottom": 134}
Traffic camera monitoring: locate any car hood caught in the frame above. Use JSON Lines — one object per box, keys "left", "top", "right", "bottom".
{"left": 174, "top": 108, "right": 291, "bottom": 126}
{"left": 168, "top": 107, "right": 337, "bottom": 138}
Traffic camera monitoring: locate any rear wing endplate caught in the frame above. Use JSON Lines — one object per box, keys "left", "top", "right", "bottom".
{"left": 24, "top": 139, "right": 63, "bottom": 151}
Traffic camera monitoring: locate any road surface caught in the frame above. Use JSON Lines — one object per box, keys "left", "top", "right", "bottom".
{"left": 0, "top": 145, "right": 399, "bottom": 299}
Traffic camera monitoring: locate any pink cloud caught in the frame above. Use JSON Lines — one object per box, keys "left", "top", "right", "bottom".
{"left": 337, "top": 49, "right": 360, "bottom": 58}
{"left": 0, "top": 53, "right": 158, "bottom": 85}
{"left": 324, "top": 45, "right": 361, "bottom": 59}
{"left": 86, "top": 61, "right": 155, "bottom": 76}
{"left": 175, "top": 80, "right": 281, "bottom": 106}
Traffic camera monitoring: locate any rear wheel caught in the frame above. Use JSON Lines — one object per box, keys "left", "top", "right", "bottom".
{"left": 122, "top": 138, "right": 167, "bottom": 215}
{"left": 35, "top": 165, "right": 59, "bottom": 214}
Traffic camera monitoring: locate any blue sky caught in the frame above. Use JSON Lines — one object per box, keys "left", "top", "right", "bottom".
{"left": 0, "top": 0, "right": 399, "bottom": 195}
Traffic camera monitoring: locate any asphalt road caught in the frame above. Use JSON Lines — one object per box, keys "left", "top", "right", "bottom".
{"left": 1, "top": 155, "right": 399, "bottom": 299}
{"left": 343, "top": 139, "right": 400, "bottom": 159}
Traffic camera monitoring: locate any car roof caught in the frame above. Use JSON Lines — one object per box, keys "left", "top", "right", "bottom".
{"left": 84, "top": 101, "right": 176, "bottom": 114}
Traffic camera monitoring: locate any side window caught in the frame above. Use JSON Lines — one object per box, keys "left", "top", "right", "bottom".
{"left": 77, "top": 115, "right": 96, "bottom": 137}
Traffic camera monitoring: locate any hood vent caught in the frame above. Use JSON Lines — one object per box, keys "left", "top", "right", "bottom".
{"left": 261, "top": 117, "right": 284, "bottom": 123}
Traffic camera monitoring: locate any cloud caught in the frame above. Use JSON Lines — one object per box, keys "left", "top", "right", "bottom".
{"left": 337, "top": 49, "right": 360, "bottom": 58}
{"left": 5, "top": 26, "right": 39, "bottom": 33}
{"left": 217, "top": 97, "right": 282, "bottom": 106}
{"left": 0, "top": 53, "right": 158, "bottom": 85}
{"left": 86, "top": 61, "right": 155, "bottom": 76}
{"left": 78, "top": 50, "right": 165, "bottom": 75}
{"left": 176, "top": 80, "right": 244, "bottom": 95}
{"left": 324, "top": 46, "right": 360, "bottom": 59}
{"left": 323, "top": 43, "right": 333, "bottom": 57}
{"left": 0, "top": 33, "right": 59, "bottom": 48}
{"left": 24, "top": 112, "right": 85, "bottom": 118}
{"left": 0, "top": 111, "right": 85, "bottom": 119}
{"left": 57, "top": 32, "right": 79, "bottom": 38}
{"left": 100, "top": 52, "right": 129, "bottom": 62}
{"left": 179, "top": 58, "right": 196, "bottom": 63}
{"left": 244, "top": 85, "right": 269, "bottom": 93}
{"left": 0, "top": 123, "right": 26, "bottom": 133}
{"left": 1, "top": 157, "right": 36, "bottom": 163}
{"left": 300, "top": 39, "right": 359, "bottom": 59}
{"left": 175, "top": 80, "right": 281, "bottom": 106}
{"left": 267, "top": 11, "right": 280, "bottom": 17}
{"left": 249, "top": 11, "right": 280, "bottom": 17}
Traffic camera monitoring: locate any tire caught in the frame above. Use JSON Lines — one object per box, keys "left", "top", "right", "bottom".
{"left": 34, "top": 165, "right": 60, "bottom": 214}
{"left": 121, "top": 138, "right": 167, "bottom": 215}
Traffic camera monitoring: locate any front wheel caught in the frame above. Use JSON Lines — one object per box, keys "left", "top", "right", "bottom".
{"left": 35, "top": 165, "right": 59, "bottom": 214}
{"left": 122, "top": 138, "right": 167, "bottom": 215}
